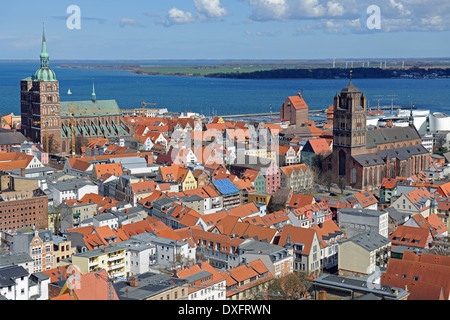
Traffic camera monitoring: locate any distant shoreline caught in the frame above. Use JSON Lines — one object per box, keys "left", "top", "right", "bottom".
{"left": 56, "top": 63, "right": 450, "bottom": 80}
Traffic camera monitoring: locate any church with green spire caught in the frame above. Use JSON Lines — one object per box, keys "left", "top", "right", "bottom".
{"left": 20, "top": 27, "right": 131, "bottom": 154}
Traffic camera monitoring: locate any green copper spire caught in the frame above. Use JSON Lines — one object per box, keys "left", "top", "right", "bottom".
{"left": 91, "top": 82, "right": 97, "bottom": 102}
{"left": 34, "top": 24, "right": 57, "bottom": 82}
{"left": 40, "top": 24, "right": 49, "bottom": 67}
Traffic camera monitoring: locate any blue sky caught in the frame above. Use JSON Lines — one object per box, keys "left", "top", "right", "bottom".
{"left": 1, "top": 0, "right": 450, "bottom": 60}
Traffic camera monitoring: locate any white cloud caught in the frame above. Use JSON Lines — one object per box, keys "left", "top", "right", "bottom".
{"left": 327, "top": 0, "right": 345, "bottom": 17}
{"left": 243, "top": 0, "right": 450, "bottom": 33}
{"left": 194, "top": 0, "right": 228, "bottom": 18}
{"left": 119, "top": 18, "right": 144, "bottom": 28}
{"left": 245, "top": 0, "right": 289, "bottom": 21}
{"left": 0, "top": 35, "right": 14, "bottom": 40}
{"left": 160, "top": 7, "right": 196, "bottom": 26}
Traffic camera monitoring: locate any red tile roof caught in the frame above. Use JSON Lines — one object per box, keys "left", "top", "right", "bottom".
{"left": 389, "top": 225, "right": 432, "bottom": 249}
{"left": 286, "top": 93, "right": 309, "bottom": 110}
{"left": 276, "top": 225, "right": 317, "bottom": 255}
{"left": 381, "top": 252, "right": 450, "bottom": 300}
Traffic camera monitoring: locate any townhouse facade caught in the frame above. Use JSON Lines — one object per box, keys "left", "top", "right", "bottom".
{"left": 338, "top": 231, "right": 391, "bottom": 278}
{"left": 280, "top": 163, "right": 315, "bottom": 193}
{"left": 276, "top": 225, "right": 322, "bottom": 274}
{"left": 3, "top": 230, "right": 55, "bottom": 273}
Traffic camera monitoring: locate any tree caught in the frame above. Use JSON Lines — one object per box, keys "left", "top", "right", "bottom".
{"left": 258, "top": 271, "right": 315, "bottom": 300}
{"left": 322, "top": 171, "right": 333, "bottom": 193}
{"left": 47, "top": 134, "right": 61, "bottom": 154}
{"left": 75, "top": 136, "right": 89, "bottom": 155}
{"left": 338, "top": 177, "right": 346, "bottom": 194}
{"left": 433, "top": 146, "right": 448, "bottom": 156}
{"left": 47, "top": 203, "right": 73, "bottom": 235}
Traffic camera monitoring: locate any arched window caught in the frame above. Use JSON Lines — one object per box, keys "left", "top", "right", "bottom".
{"left": 339, "top": 150, "right": 346, "bottom": 176}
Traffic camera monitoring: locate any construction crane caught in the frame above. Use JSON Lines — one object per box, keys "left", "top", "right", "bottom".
{"left": 141, "top": 101, "right": 156, "bottom": 118}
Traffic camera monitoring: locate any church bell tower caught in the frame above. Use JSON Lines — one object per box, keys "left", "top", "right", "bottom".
{"left": 20, "top": 26, "right": 62, "bottom": 153}
{"left": 328, "top": 74, "right": 368, "bottom": 185}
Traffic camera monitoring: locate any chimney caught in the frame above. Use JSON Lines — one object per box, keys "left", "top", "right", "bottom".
{"left": 128, "top": 276, "right": 139, "bottom": 287}
{"left": 318, "top": 290, "right": 327, "bottom": 301}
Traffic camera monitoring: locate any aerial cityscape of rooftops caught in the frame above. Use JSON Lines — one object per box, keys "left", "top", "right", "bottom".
{"left": 0, "top": 2, "right": 449, "bottom": 303}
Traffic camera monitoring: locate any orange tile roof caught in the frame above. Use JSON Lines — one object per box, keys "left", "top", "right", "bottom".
{"left": 426, "top": 214, "right": 448, "bottom": 236}
{"left": 260, "top": 211, "right": 290, "bottom": 227}
{"left": 159, "top": 165, "right": 190, "bottom": 183}
{"left": 131, "top": 181, "right": 157, "bottom": 194}
{"left": 71, "top": 269, "right": 119, "bottom": 300}
{"left": 381, "top": 254, "right": 450, "bottom": 300}
{"left": 42, "top": 265, "right": 72, "bottom": 283}
{"left": 119, "top": 220, "right": 157, "bottom": 237}
{"left": 287, "top": 93, "right": 308, "bottom": 110}
{"left": 94, "top": 162, "right": 123, "bottom": 177}
{"left": 353, "top": 190, "right": 378, "bottom": 208}
{"left": 310, "top": 220, "right": 345, "bottom": 249}
{"left": 277, "top": 225, "right": 317, "bottom": 255}
{"left": 191, "top": 227, "right": 246, "bottom": 255}
{"left": 306, "top": 138, "right": 331, "bottom": 154}
{"left": 233, "top": 178, "right": 257, "bottom": 193}
{"left": 67, "top": 225, "right": 95, "bottom": 236}
{"left": 381, "top": 178, "right": 397, "bottom": 189}
{"left": 226, "top": 202, "right": 261, "bottom": 219}
{"left": 146, "top": 215, "right": 170, "bottom": 232}
{"left": 389, "top": 225, "right": 431, "bottom": 248}
{"left": 289, "top": 194, "right": 315, "bottom": 209}
{"left": 437, "top": 182, "right": 450, "bottom": 198}
{"left": 155, "top": 228, "right": 185, "bottom": 242}
{"left": 226, "top": 262, "right": 260, "bottom": 283}
{"left": 241, "top": 169, "right": 261, "bottom": 182}
{"left": 280, "top": 164, "right": 308, "bottom": 177}
{"left": 404, "top": 187, "right": 434, "bottom": 211}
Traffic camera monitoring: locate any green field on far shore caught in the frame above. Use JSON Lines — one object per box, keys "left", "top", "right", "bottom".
{"left": 137, "top": 64, "right": 281, "bottom": 76}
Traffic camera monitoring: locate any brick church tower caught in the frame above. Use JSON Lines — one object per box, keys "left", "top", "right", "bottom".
{"left": 20, "top": 26, "right": 62, "bottom": 153}
{"left": 326, "top": 78, "right": 368, "bottom": 185}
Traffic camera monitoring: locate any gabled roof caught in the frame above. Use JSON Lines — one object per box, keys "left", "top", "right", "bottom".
{"left": 276, "top": 225, "right": 317, "bottom": 255}
{"left": 403, "top": 187, "right": 434, "bottom": 211}
{"left": 389, "top": 225, "right": 431, "bottom": 248}
{"left": 62, "top": 269, "right": 119, "bottom": 300}
{"left": 381, "top": 178, "right": 398, "bottom": 190}
{"left": 381, "top": 252, "right": 450, "bottom": 300}
{"left": 233, "top": 178, "right": 257, "bottom": 193}
{"left": 353, "top": 190, "right": 378, "bottom": 208}
{"left": 289, "top": 194, "right": 315, "bottom": 209}
{"left": 260, "top": 211, "right": 290, "bottom": 227}
{"left": 130, "top": 181, "right": 157, "bottom": 194}
{"left": 94, "top": 162, "right": 123, "bottom": 178}
{"left": 310, "top": 220, "right": 345, "bottom": 249}
{"left": 437, "top": 182, "right": 450, "bottom": 198}
{"left": 303, "top": 138, "right": 331, "bottom": 155}
{"left": 285, "top": 93, "right": 309, "bottom": 110}
{"left": 426, "top": 214, "right": 448, "bottom": 236}
{"left": 159, "top": 165, "right": 190, "bottom": 184}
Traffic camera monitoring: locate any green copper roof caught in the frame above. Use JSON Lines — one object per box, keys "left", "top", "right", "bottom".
{"left": 91, "top": 82, "right": 97, "bottom": 102}
{"left": 34, "top": 25, "right": 57, "bottom": 82}
{"left": 60, "top": 100, "right": 121, "bottom": 118}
